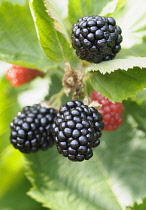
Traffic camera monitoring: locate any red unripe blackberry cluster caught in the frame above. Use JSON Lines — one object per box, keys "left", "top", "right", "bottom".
{"left": 5, "top": 65, "right": 44, "bottom": 87}
{"left": 90, "top": 91, "right": 124, "bottom": 131}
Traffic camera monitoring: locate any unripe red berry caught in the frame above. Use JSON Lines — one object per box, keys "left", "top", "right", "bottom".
{"left": 90, "top": 91, "right": 124, "bottom": 131}
{"left": 5, "top": 65, "right": 44, "bottom": 87}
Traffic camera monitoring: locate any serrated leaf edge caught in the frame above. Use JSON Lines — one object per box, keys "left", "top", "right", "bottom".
{"left": 43, "top": 0, "right": 71, "bottom": 45}
{"left": 87, "top": 57, "right": 146, "bottom": 75}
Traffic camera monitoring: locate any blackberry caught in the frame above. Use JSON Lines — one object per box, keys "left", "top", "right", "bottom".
{"left": 71, "top": 15, "right": 123, "bottom": 63}
{"left": 52, "top": 100, "right": 104, "bottom": 161}
{"left": 91, "top": 90, "right": 124, "bottom": 131}
{"left": 10, "top": 104, "right": 57, "bottom": 153}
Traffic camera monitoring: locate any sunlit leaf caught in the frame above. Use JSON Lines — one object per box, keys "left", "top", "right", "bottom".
{"left": 99, "top": 0, "right": 126, "bottom": 16}
{"left": 30, "top": 0, "right": 73, "bottom": 63}
{"left": 115, "top": 0, "right": 146, "bottom": 49}
{"left": 44, "top": 0, "right": 71, "bottom": 44}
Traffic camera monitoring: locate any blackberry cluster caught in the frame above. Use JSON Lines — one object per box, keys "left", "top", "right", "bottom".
{"left": 10, "top": 104, "right": 57, "bottom": 153}
{"left": 52, "top": 101, "right": 104, "bottom": 161}
{"left": 71, "top": 15, "right": 123, "bottom": 63}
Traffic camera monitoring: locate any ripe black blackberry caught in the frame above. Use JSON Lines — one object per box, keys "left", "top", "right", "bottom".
{"left": 52, "top": 101, "right": 104, "bottom": 161}
{"left": 71, "top": 15, "right": 123, "bottom": 63}
{"left": 10, "top": 104, "right": 57, "bottom": 153}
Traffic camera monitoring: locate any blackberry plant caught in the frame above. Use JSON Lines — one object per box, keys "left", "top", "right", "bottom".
{"left": 1, "top": 0, "right": 146, "bottom": 209}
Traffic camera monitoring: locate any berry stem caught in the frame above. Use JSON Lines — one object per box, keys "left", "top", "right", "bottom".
{"left": 62, "top": 62, "right": 84, "bottom": 100}
{"left": 47, "top": 88, "right": 65, "bottom": 110}
{"left": 57, "top": 66, "right": 64, "bottom": 72}
{"left": 45, "top": 65, "right": 64, "bottom": 76}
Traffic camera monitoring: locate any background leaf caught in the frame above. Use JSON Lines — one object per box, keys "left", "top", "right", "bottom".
{"left": 90, "top": 67, "right": 146, "bottom": 102}
{"left": 0, "top": 146, "right": 24, "bottom": 197}
{"left": 114, "top": 0, "right": 146, "bottom": 55}
{"left": 25, "top": 100, "right": 146, "bottom": 210}
{"left": 0, "top": 1, "right": 52, "bottom": 70}
{"left": 30, "top": 0, "right": 73, "bottom": 63}
{"left": 99, "top": 0, "right": 126, "bottom": 16}
{"left": 0, "top": 77, "right": 20, "bottom": 150}
{"left": 0, "top": 168, "right": 45, "bottom": 210}
{"left": 0, "top": 75, "right": 25, "bottom": 197}
{"left": 0, "top": 76, "right": 25, "bottom": 199}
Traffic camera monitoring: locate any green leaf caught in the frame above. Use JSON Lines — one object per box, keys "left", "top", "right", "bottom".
{"left": 99, "top": 0, "right": 126, "bottom": 16}
{"left": 0, "top": 1, "right": 52, "bottom": 70}
{"left": 90, "top": 67, "right": 146, "bottom": 102}
{"left": 87, "top": 57, "right": 146, "bottom": 74}
{"left": 30, "top": 0, "right": 73, "bottom": 63}
{"left": 25, "top": 100, "right": 146, "bottom": 210}
{"left": 127, "top": 198, "right": 146, "bottom": 210}
{"left": 44, "top": 0, "right": 71, "bottom": 44}
{"left": 0, "top": 77, "right": 26, "bottom": 197}
{"left": 0, "top": 170, "right": 45, "bottom": 210}
{"left": 68, "top": 0, "right": 110, "bottom": 24}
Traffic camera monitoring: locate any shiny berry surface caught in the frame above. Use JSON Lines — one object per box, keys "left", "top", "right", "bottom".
{"left": 71, "top": 15, "right": 123, "bottom": 63}
{"left": 10, "top": 104, "right": 57, "bottom": 153}
{"left": 52, "top": 100, "right": 104, "bottom": 161}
